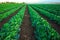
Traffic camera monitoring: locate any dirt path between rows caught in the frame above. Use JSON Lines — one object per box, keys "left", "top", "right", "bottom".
{"left": 31, "top": 6, "right": 60, "bottom": 34}
{"left": 20, "top": 6, "right": 35, "bottom": 40}
{"left": 0, "top": 6, "right": 23, "bottom": 28}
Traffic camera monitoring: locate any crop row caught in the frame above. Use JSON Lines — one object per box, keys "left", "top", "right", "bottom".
{"left": 31, "top": 6, "right": 60, "bottom": 25}
{"left": 0, "top": 5, "right": 26, "bottom": 40}
{"left": 0, "top": 3, "right": 22, "bottom": 12}
{"left": 34, "top": 5, "right": 60, "bottom": 16}
{"left": 28, "top": 6, "right": 60, "bottom": 40}
{"left": 0, "top": 4, "right": 24, "bottom": 22}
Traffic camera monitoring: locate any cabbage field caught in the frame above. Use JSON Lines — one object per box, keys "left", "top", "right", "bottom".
{"left": 0, "top": 3, "right": 60, "bottom": 40}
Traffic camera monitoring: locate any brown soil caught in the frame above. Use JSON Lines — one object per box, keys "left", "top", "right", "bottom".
{"left": 0, "top": 6, "right": 24, "bottom": 28}
{"left": 20, "top": 6, "right": 35, "bottom": 40}
{"left": 31, "top": 6, "right": 60, "bottom": 34}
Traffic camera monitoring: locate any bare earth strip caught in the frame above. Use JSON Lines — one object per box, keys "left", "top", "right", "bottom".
{"left": 20, "top": 6, "right": 35, "bottom": 40}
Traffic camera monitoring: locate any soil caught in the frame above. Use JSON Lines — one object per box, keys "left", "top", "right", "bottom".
{"left": 0, "top": 6, "right": 23, "bottom": 28}
{"left": 20, "top": 6, "right": 35, "bottom": 40}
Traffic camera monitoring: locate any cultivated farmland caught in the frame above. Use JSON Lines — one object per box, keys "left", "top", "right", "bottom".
{"left": 0, "top": 3, "right": 60, "bottom": 40}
